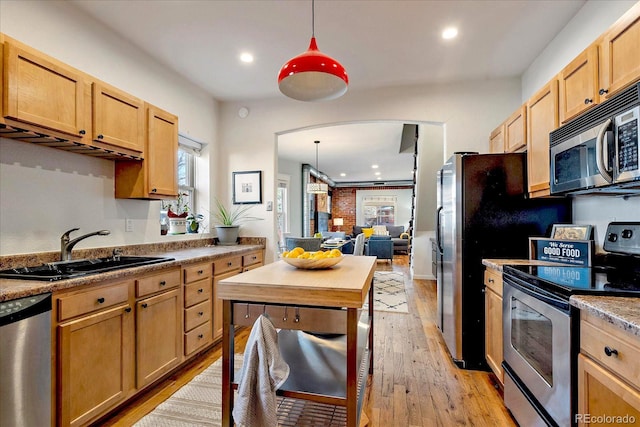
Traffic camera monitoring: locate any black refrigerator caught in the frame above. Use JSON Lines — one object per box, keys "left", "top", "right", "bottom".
{"left": 435, "top": 152, "right": 571, "bottom": 370}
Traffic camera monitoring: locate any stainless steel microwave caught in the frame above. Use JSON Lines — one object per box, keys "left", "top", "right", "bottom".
{"left": 550, "top": 82, "right": 640, "bottom": 195}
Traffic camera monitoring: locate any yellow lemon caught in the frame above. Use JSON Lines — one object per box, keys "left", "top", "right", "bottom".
{"left": 329, "top": 249, "right": 342, "bottom": 258}
{"left": 282, "top": 251, "right": 290, "bottom": 258}
{"left": 313, "top": 251, "right": 326, "bottom": 259}
{"left": 298, "top": 252, "right": 311, "bottom": 259}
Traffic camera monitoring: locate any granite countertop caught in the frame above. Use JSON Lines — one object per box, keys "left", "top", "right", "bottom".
{"left": 570, "top": 295, "right": 640, "bottom": 338}
{"left": 0, "top": 240, "right": 265, "bottom": 302}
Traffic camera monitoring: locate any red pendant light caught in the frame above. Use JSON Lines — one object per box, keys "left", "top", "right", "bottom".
{"left": 278, "top": 0, "right": 348, "bottom": 102}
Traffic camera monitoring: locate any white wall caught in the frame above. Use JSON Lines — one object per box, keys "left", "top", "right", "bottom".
{"left": 276, "top": 157, "right": 303, "bottom": 237}
{"left": 0, "top": 1, "right": 219, "bottom": 255}
{"left": 219, "top": 78, "right": 522, "bottom": 264}
{"left": 521, "top": 0, "right": 640, "bottom": 252}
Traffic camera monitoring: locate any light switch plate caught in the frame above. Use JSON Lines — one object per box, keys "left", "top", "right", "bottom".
{"left": 125, "top": 218, "right": 134, "bottom": 232}
{"left": 266, "top": 201, "right": 273, "bottom": 211}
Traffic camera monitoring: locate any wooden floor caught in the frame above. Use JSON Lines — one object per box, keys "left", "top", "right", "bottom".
{"left": 98, "top": 255, "right": 517, "bottom": 427}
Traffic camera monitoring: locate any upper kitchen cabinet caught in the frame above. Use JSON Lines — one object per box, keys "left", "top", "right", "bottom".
{"left": 2, "top": 38, "right": 86, "bottom": 138}
{"left": 115, "top": 103, "right": 178, "bottom": 199}
{"left": 92, "top": 81, "right": 145, "bottom": 155}
{"left": 559, "top": 45, "right": 599, "bottom": 124}
{"left": 526, "top": 79, "right": 558, "bottom": 198}
{"left": 505, "top": 105, "right": 527, "bottom": 153}
{"left": 598, "top": 2, "right": 640, "bottom": 100}
{"left": 489, "top": 123, "right": 505, "bottom": 153}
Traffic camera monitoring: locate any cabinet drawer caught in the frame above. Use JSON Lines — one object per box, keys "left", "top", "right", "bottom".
{"left": 581, "top": 314, "right": 640, "bottom": 390}
{"left": 484, "top": 268, "right": 503, "bottom": 297}
{"left": 184, "top": 279, "right": 211, "bottom": 308}
{"left": 58, "top": 281, "right": 131, "bottom": 322}
{"left": 136, "top": 268, "right": 180, "bottom": 298}
{"left": 243, "top": 251, "right": 263, "bottom": 268}
{"left": 184, "top": 321, "right": 212, "bottom": 356}
{"left": 185, "top": 300, "right": 211, "bottom": 332}
{"left": 183, "top": 262, "right": 211, "bottom": 284}
{"left": 213, "top": 256, "right": 242, "bottom": 276}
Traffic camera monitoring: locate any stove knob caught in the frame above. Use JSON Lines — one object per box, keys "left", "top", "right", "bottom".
{"left": 621, "top": 229, "right": 633, "bottom": 239}
{"left": 607, "top": 233, "right": 618, "bottom": 242}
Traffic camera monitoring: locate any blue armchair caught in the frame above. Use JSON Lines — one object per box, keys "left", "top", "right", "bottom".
{"left": 365, "top": 235, "right": 393, "bottom": 262}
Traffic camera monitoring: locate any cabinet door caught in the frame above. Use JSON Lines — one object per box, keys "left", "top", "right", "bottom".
{"left": 489, "top": 124, "right": 505, "bottom": 153}
{"left": 484, "top": 286, "right": 503, "bottom": 385}
{"left": 58, "top": 304, "right": 134, "bottom": 427}
{"left": 526, "top": 80, "right": 558, "bottom": 197}
{"left": 505, "top": 105, "right": 527, "bottom": 153}
{"left": 559, "top": 45, "right": 599, "bottom": 123}
{"left": 213, "top": 269, "right": 242, "bottom": 340}
{"left": 3, "top": 41, "right": 85, "bottom": 136}
{"left": 136, "top": 288, "right": 182, "bottom": 388}
{"left": 147, "top": 105, "right": 178, "bottom": 197}
{"left": 577, "top": 354, "right": 640, "bottom": 427}
{"left": 599, "top": 2, "right": 640, "bottom": 99}
{"left": 92, "top": 81, "right": 144, "bottom": 153}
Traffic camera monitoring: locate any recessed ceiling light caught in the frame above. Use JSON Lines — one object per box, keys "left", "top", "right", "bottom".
{"left": 340, "top": 173, "right": 346, "bottom": 177}
{"left": 375, "top": 172, "right": 381, "bottom": 176}
{"left": 240, "top": 52, "right": 254, "bottom": 63}
{"left": 377, "top": 177, "right": 382, "bottom": 180}
{"left": 442, "top": 27, "right": 458, "bottom": 40}
{"left": 371, "top": 164, "right": 379, "bottom": 169}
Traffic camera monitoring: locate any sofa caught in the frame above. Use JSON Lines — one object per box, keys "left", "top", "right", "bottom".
{"left": 352, "top": 225, "right": 410, "bottom": 254}
{"left": 364, "top": 235, "right": 393, "bottom": 262}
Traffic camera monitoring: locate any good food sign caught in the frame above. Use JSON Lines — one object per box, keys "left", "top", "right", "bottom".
{"left": 530, "top": 238, "right": 593, "bottom": 266}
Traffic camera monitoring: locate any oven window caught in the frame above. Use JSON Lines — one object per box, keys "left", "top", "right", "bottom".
{"left": 510, "top": 297, "right": 553, "bottom": 385}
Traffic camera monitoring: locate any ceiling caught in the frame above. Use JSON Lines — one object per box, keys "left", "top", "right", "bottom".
{"left": 68, "top": 0, "right": 586, "bottom": 183}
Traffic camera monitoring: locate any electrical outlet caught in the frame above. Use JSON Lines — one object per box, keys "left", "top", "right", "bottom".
{"left": 125, "top": 218, "right": 134, "bottom": 232}
{"left": 266, "top": 201, "right": 273, "bottom": 211}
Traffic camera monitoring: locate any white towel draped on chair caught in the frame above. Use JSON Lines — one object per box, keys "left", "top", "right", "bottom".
{"left": 233, "top": 314, "right": 290, "bottom": 427}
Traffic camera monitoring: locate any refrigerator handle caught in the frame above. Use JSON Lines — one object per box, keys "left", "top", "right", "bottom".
{"left": 436, "top": 206, "right": 443, "bottom": 252}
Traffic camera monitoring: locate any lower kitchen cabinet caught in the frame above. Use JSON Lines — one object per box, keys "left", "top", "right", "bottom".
{"left": 55, "top": 281, "right": 135, "bottom": 427}
{"left": 484, "top": 267, "right": 504, "bottom": 385}
{"left": 183, "top": 261, "right": 213, "bottom": 357}
{"left": 136, "top": 287, "right": 182, "bottom": 388}
{"left": 577, "top": 311, "right": 640, "bottom": 426}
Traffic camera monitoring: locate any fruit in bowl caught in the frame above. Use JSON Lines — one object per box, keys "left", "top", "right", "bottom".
{"left": 281, "top": 247, "right": 343, "bottom": 269}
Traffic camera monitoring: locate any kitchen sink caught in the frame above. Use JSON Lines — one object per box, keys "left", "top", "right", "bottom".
{"left": 0, "top": 256, "right": 174, "bottom": 281}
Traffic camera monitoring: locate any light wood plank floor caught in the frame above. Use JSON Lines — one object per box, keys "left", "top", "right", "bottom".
{"left": 97, "top": 255, "right": 517, "bottom": 426}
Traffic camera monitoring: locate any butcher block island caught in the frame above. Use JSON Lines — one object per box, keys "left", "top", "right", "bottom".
{"left": 218, "top": 255, "right": 377, "bottom": 427}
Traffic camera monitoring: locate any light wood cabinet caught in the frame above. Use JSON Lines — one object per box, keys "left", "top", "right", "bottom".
{"left": 2, "top": 39, "right": 86, "bottom": 137}
{"left": 559, "top": 45, "right": 599, "bottom": 123}
{"left": 183, "top": 261, "right": 213, "bottom": 357}
{"left": 213, "top": 256, "right": 243, "bottom": 340}
{"left": 55, "top": 281, "right": 135, "bottom": 427}
{"left": 599, "top": 2, "right": 640, "bottom": 100}
{"left": 505, "top": 105, "right": 527, "bottom": 153}
{"left": 135, "top": 268, "right": 182, "bottom": 388}
{"left": 577, "top": 311, "right": 640, "bottom": 426}
{"left": 115, "top": 103, "right": 179, "bottom": 199}
{"left": 91, "top": 81, "right": 144, "bottom": 154}
{"left": 526, "top": 79, "right": 559, "bottom": 198}
{"left": 489, "top": 123, "right": 505, "bottom": 153}
{"left": 484, "top": 267, "right": 503, "bottom": 385}
{"left": 136, "top": 287, "right": 182, "bottom": 388}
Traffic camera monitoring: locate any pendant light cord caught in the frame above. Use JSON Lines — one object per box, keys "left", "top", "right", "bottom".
{"left": 311, "top": 0, "right": 315, "bottom": 37}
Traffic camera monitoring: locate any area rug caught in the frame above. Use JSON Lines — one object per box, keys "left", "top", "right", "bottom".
{"left": 364, "top": 271, "right": 408, "bottom": 313}
{"left": 135, "top": 354, "right": 350, "bottom": 426}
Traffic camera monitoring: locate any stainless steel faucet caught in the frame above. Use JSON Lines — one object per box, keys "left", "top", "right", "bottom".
{"left": 60, "top": 228, "right": 111, "bottom": 261}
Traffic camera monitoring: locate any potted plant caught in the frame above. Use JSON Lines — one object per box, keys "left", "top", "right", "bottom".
{"left": 212, "top": 198, "right": 262, "bottom": 245}
{"left": 165, "top": 193, "right": 190, "bottom": 234}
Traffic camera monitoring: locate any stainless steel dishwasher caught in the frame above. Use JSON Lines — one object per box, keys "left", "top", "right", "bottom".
{"left": 0, "top": 293, "right": 52, "bottom": 427}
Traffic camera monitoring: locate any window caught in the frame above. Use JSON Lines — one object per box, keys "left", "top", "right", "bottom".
{"left": 162, "top": 133, "right": 203, "bottom": 218}
{"left": 362, "top": 196, "right": 396, "bottom": 227}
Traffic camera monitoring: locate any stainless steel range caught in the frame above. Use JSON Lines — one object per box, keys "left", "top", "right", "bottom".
{"left": 502, "top": 222, "right": 640, "bottom": 427}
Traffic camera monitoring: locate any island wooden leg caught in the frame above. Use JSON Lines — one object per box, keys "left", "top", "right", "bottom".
{"left": 369, "top": 276, "right": 374, "bottom": 374}
{"left": 347, "top": 307, "right": 358, "bottom": 427}
{"left": 221, "top": 300, "right": 235, "bottom": 427}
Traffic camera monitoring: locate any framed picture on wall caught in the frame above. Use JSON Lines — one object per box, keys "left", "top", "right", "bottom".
{"left": 551, "top": 224, "right": 592, "bottom": 240}
{"left": 232, "top": 170, "right": 262, "bottom": 204}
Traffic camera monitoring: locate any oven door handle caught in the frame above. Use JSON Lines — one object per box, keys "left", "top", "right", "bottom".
{"left": 504, "top": 275, "right": 570, "bottom": 313}
{"left": 596, "top": 118, "right": 613, "bottom": 184}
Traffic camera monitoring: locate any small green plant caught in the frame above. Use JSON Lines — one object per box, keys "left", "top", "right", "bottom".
{"left": 213, "top": 198, "right": 262, "bottom": 226}
{"left": 166, "top": 193, "right": 190, "bottom": 218}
